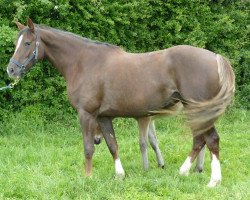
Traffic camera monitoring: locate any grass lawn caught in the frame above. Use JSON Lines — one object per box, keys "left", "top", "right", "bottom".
{"left": 0, "top": 108, "right": 249, "bottom": 199}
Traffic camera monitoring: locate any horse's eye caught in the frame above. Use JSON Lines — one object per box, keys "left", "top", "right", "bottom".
{"left": 25, "top": 42, "right": 31, "bottom": 46}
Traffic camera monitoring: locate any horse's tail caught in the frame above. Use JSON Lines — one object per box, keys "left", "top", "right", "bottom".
{"left": 184, "top": 54, "right": 235, "bottom": 136}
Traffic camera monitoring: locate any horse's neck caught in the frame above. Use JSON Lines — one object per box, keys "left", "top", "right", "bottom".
{"left": 40, "top": 28, "right": 87, "bottom": 79}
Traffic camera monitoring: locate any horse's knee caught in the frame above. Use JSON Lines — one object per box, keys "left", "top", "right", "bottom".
{"left": 84, "top": 144, "right": 95, "bottom": 159}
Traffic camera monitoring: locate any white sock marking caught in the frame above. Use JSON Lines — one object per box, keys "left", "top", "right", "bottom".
{"left": 179, "top": 156, "right": 192, "bottom": 176}
{"left": 208, "top": 154, "right": 222, "bottom": 187}
{"left": 115, "top": 158, "right": 125, "bottom": 177}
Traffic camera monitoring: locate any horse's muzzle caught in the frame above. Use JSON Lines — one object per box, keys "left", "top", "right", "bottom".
{"left": 7, "top": 62, "right": 21, "bottom": 79}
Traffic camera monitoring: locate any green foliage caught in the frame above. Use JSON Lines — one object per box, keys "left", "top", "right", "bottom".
{"left": 0, "top": 0, "right": 249, "bottom": 116}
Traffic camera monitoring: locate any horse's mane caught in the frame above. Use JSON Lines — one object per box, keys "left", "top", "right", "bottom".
{"left": 36, "top": 24, "right": 121, "bottom": 50}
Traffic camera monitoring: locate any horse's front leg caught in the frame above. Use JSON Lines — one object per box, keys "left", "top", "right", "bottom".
{"left": 97, "top": 117, "right": 125, "bottom": 178}
{"left": 78, "top": 110, "right": 96, "bottom": 177}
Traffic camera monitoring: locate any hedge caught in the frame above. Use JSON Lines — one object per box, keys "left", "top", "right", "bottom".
{"left": 0, "top": 0, "right": 249, "bottom": 119}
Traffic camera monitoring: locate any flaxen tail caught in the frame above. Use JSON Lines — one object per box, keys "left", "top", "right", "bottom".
{"left": 185, "top": 54, "right": 235, "bottom": 136}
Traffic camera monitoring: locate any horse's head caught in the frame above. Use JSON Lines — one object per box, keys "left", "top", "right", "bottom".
{"left": 7, "top": 18, "right": 43, "bottom": 79}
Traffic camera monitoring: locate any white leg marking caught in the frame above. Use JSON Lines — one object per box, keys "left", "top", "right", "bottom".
{"left": 115, "top": 158, "right": 125, "bottom": 178}
{"left": 14, "top": 35, "right": 24, "bottom": 55}
{"left": 207, "top": 154, "right": 222, "bottom": 187}
{"left": 179, "top": 156, "right": 192, "bottom": 176}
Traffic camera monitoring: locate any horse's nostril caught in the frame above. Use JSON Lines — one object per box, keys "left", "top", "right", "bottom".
{"left": 8, "top": 67, "right": 15, "bottom": 75}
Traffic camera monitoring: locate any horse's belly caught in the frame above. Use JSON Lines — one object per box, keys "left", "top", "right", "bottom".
{"left": 98, "top": 90, "right": 174, "bottom": 117}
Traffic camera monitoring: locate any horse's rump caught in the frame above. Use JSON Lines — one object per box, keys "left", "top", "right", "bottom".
{"left": 146, "top": 46, "right": 235, "bottom": 135}
{"left": 182, "top": 54, "right": 235, "bottom": 135}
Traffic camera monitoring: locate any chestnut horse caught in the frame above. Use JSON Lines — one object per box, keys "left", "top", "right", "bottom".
{"left": 7, "top": 19, "right": 235, "bottom": 187}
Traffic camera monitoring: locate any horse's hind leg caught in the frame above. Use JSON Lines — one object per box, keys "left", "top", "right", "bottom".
{"left": 179, "top": 127, "right": 221, "bottom": 187}
{"left": 194, "top": 145, "right": 206, "bottom": 173}
{"left": 137, "top": 118, "right": 164, "bottom": 170}
{"left": 148, "top": 120, "right": 164, "bottom": 168}
{"left": 204, "top": 127, "right": 221, "bottom": 187}
{"left": 179, "top": 135, "right": 206, "bottom": 176}
{"left": 97, "top": 117, "right": 125, "bottom": 178}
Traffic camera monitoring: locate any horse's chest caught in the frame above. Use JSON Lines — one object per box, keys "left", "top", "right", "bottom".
{"left": 67, "top": 86, "right": 102, "bottom": 114}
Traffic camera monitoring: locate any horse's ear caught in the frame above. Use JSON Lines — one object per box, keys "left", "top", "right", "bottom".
{"left": 15, "top": 21, "right": 25, "bottom": 30}
{"left": 27, "top": 18, "right": 35, "bottom": 32}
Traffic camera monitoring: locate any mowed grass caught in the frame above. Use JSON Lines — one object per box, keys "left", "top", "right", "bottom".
{"left": 0, "top": 108, "right": 249, "bottom": 199}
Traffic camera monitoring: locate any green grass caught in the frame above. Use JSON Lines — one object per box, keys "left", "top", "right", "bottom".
{"left": 0, "top": 108, "right": 249, "bottom": 199}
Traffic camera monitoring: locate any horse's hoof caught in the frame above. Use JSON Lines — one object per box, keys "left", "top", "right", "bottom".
{"left": 143, "top": 166, "right": 149, "bottom": 171}
{"left": 179, "top": 167, "right": 189, "bottom": 176}
{"left": 158, "top": 164, "right": 164, "bottom": 169}
{"left": 115, "top": 173, "right": 125, "bottom": 180}
{"left": 84, "top": 173, "right": 92, "bottom": 178}
{"left": 179, "top": 164, "right": 190, "bottom": 176}
{"left": 194, "top": 166, "right": 203, "bottom": 173}
{"left": 179, "top": 157, "right": 191, "bottom": 176}
{"left": 179, "top": 170, "right": 189, "bottom": 176}
{"left": 207, "top": 179, "right": 221, "bottom": 188}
